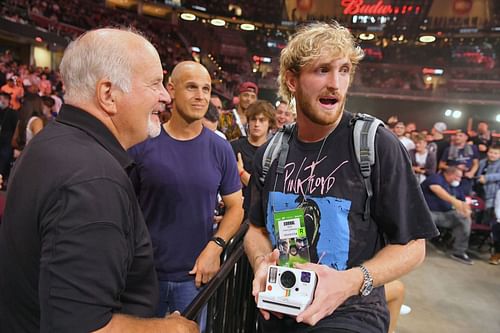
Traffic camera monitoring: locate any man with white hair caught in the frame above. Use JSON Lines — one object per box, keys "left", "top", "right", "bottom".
{"left": 0, "top": 28, "right": 197, "bottom": 332}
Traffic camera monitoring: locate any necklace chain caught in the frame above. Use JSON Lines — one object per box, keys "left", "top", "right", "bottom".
{"left": 315, "top": 128, "right": 335, "bottom": 163}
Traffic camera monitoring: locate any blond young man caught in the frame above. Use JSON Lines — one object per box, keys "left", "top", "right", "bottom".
{"left": 244, "top": 22, "right": 438, "bottom": 332}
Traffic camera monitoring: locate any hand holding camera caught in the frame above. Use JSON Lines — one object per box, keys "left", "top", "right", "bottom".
{"left": 257, "top": 265, "right": 317, "bottom": 317}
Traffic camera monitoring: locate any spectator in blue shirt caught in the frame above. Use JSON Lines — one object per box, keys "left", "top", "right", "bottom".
{"left": 421, "top": 167, "right": 473, "bottom": 265}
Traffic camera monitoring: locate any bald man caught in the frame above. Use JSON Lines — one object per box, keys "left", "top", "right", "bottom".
{"left": 128, "top": 61, "right": 243, "bottom": 323}
{"left": 0, "top": 29, "right": 198, "bottom": 332}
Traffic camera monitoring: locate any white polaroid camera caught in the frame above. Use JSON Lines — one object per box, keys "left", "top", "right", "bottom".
{"left": 257, "top": 265, "right": 317, "bottom": 316}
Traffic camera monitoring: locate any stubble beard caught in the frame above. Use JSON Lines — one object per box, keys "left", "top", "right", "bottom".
{"left": 296, "top": 90, "right": 346, "bottom": 126}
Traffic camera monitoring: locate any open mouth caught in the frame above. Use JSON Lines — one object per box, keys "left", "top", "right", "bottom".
{"left": 319, "top": 97, "right": 338, "bottom": 106}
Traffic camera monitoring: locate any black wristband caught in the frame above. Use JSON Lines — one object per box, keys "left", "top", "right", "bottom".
{"left": 211, "top": 236, "right": 226, "bottom": 250}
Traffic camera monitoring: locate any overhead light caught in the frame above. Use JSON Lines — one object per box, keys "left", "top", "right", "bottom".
{"left": 445, "top": 109, "right": 453, "bottom": 117}
{"left": 496, "top": 114, "right": 500, "bottom": 122}
{"left": 180, "top": 13, "right": 196, "bottom": 21}
{"left": 419, "top": 35, "right": 436, "bottom": 43}
{"left": 210, "top": 19, "right": 226, "bottom": 27}
{"left": 359, "top": 33, "right": 375, "bottom": 41}
{"left": 191, "top": 46, "right": 201, "bottom": 53}
{"left": 240, "top": 23, "right": 255, "bottom": 31}
{"left": 452, "top": 110, "right": 462, "bottom": 119}
{"left": 192, "top": 5, "right": 207, "bottom": 12}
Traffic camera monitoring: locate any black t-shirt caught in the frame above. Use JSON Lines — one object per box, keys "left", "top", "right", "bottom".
{"left": 431, "top": 138, "right": 449, "bottom": 166}
{"left": 0, "top": 105, "right": 158, "bottom": 332}
{"left": 248, "top": 112, "right": 438, "bottom": 332}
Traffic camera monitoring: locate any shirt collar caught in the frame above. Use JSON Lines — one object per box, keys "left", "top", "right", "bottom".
{"left": 56, "top": 104, "right": 134, "bottom": 170}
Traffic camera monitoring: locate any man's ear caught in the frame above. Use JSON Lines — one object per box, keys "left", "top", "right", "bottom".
{"left": 96, "top": 79, "right": 118, "bottom": 115}
{"left": 285, "top": 70, "right": 297, "bottom": 95}
{"left": 166, "top": 81, "right": 175, "bottom": 100}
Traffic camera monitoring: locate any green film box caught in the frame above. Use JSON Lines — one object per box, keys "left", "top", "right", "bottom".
{"left": 273, "top": 208, "right": 311, "bottom": 267}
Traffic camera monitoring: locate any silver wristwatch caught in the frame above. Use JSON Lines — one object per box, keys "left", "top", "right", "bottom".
{"left": 358, "top": 264, "right": 374, "bottom": 297}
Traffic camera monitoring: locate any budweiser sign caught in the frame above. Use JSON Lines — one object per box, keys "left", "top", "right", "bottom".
{"left": 341, "top": 0, "right": 421, "bottom": 16}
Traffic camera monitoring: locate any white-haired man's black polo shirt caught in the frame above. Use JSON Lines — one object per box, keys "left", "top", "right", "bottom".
{"left": 0, "top": 104, "right": 158, "bottom": 332}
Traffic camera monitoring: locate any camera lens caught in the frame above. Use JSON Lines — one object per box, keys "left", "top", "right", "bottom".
{"left": 280, "top": 270, "right": 296, "bottom": 289}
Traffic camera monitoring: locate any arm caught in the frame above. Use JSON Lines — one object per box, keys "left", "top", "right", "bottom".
{"left": 38, "top": 179, "right": 197, "bottom": 332}
{"left": 482, "top": 172, "right": 500, "bottom": 183}
{"left": 190, "top": 190, "right": 243, "bottom": 287}
{"left": 465, "top": 158, "right": 479, "bottom": 178}
{"left": 237, "top": 152, "right": 250, "bottom": 186}
{"left": 11, "top": 120, "right": 20, "bottom": 149}
{"left": 92, "top": 312, "right": 197, "bottom": 333}
{"left": 244, "top": 223, "right": 273, "bottom": 271}
{"left": 438, "top": 160, "right": 448, "bottom": 171}
{"left": 295, "top": 239, "right": 425, "bottom": 326}
{"left": 429, "top": 184, "right": 470, "bottom": 217}
{"left": 31, "top": 117, "right": 44, "bottom": 136}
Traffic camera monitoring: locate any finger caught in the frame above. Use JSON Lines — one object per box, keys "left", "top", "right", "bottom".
{"left": 195, "top": 272, "right": 202, "bottom": 288}
{"left": 259, "top": 308, "right": 271, "bottom": 321}
{"left": 296, "top": 298, "right": 323, "bottom": 324}
{"left": 294, "top": 262, "right": 316, "bottom": 271}
{"left": 270, "top": 248, "right": 280, "bottom": 262}
{"left": 252, "top": 276, "right": 264, "bottom": 296}
{"left": 270, "top": 310, "right": 284, "bottom": 319}
{"left": 237, "top": 152, "right": 242, "bottom": 161}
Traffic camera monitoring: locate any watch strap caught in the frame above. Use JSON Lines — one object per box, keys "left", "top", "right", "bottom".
{"left": 211, "top": 236, "right": 227, "bottom": 250}
{"left": 358, "top": 264, "right": 373, "bottom": 296}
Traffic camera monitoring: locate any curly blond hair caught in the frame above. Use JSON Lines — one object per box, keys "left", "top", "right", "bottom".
{"left": 278, "top": 21, "right": 364, "bottom": 101}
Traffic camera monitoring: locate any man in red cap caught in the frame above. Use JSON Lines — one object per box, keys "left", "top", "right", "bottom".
{"left": 219, "top": 81, "right": 258, "bottom": 141}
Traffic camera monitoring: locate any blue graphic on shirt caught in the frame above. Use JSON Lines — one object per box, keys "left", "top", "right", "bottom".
{"left": 267, "top": 191, "right": 351, "bottom": 271}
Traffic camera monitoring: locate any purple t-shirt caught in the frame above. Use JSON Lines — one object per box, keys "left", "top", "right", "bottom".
{"left": 129, "top": 126, "right": 241, "bottom": 281}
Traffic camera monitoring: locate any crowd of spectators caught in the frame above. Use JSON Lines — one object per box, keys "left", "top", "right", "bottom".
{"left": 2, "top": 1, "right": 500, "bottom": 265}
{"left": 385, "top": 116, "right": 500, "bottom": 265}
{"left": 182, "top": 0, "right": 282, "bottom": 24}
{"left": 3, "top": 0, "right": 191, "bottom": 70}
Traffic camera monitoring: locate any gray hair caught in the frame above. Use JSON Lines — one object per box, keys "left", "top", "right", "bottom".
{"left": 60, "top": 28, "right": 146, "bottom": 104}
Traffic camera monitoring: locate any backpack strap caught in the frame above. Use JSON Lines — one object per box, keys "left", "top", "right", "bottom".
{"left": 260, "top": 123, "right": 295, "bottom": 184}
{"left": 352, "top": 113, "right": 384, "bottom": 220}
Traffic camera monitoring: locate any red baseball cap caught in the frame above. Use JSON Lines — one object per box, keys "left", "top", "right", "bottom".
{"left": 239, "top": 81, "right": 258, "bottom": 95}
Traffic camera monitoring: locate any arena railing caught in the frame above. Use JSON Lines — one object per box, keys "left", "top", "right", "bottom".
{"left": 182, "top": 222, "right": 258, "bottom": 333}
